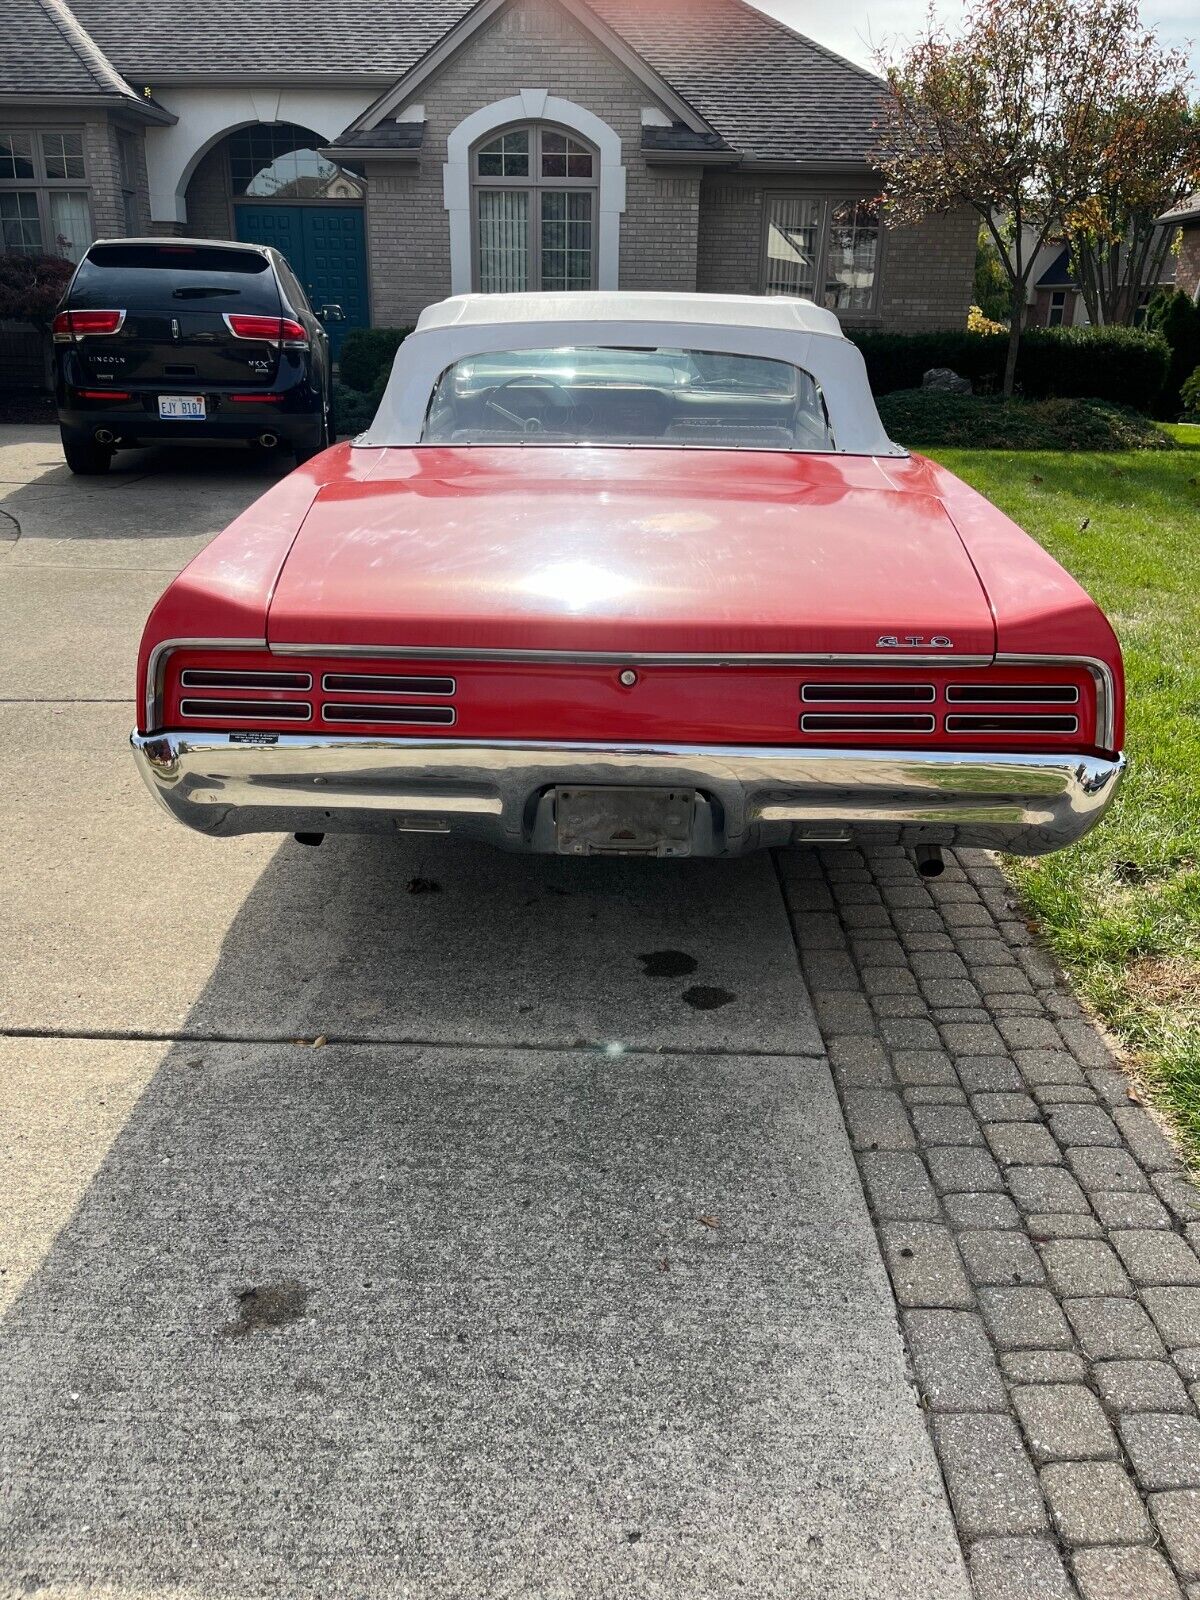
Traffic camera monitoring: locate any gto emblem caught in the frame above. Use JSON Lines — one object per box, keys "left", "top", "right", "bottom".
{"left": 876, "top": 634, "right": 954, "bottom": 650}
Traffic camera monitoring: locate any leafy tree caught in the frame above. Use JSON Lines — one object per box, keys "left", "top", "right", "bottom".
{"left": 0, "top": 250, "right": 73, "bottom": 331}
{"left": 973, "top": 227, "right": 1011, "bottom": 323}
{"left": 1067, "top": 85, "right": 1200, "bottom": 325}
{"left": 876, "top": 0, "right": 1189, "bottom": 395}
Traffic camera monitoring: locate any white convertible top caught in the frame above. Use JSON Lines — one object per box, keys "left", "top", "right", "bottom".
{"left": 359, "top": 291, "right": 903, "bottom": 456}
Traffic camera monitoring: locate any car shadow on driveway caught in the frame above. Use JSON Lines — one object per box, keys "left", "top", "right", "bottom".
{"left": 0, "top": 836, "right": 968, "bottom": 1600}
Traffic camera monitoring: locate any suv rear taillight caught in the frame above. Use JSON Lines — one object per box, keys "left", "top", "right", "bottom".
{"left": 53, "top": 309, "right": 126, "bottom": 342}
{"left": 223, "top": 313, "right": 308, "bottom": 348}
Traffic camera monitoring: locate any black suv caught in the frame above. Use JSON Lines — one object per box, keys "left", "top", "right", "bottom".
{"left": 53, "top": 238, "right": 340, "bottom": 475}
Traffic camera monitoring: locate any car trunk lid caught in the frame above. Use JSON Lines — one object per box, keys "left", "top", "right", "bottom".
{"left": 266, "top": 446, "right": 997, "bottom": 660}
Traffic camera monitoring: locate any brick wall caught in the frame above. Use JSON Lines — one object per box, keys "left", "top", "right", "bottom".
{"left": 880, "top": 207, "right": 978, "bottom": 331}
{"left": 183, "top": 144, "right": 234, "bottom": 239}
{"left": 697, "top": 172, "right": 977, "bottom": 333}
{"left": 364, "top": 0, "right": 700, "bottom": 325}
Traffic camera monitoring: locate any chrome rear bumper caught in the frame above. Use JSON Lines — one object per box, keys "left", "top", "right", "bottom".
{"left": 130, "top": 731, "right": 1124, "bottom": 857}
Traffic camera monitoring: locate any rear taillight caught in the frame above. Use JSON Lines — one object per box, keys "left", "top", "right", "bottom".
{"left": 53, "top": 309, "right": 126, "bottom": 342}
{"left": 223, "top": 314, "right": 308, "bottom": 348}
{"left": 77, "top": 389, "right": 131, "bottom": 400}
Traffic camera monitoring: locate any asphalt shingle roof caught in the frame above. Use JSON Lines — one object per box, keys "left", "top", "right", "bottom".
{"left": 587, "top": 0, "right": 886, "bottom": 164}
{"left": 334, "top": 123, "right": 425, "bottom": 151}
{"left": 65, "top": 0, "right": 475, "bottom": 81}
{"left": 54, "top": 0, "right": 886, "bottom": 167}
{"left": 0, "top": 0, "right": 142, "bottom": 99}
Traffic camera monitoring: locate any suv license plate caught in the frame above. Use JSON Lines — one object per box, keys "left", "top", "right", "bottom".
{"left": 158, "top": 395, "right": 205, "bottom": 420}
{"left": 556, "top": 786, "right": 695, "bottom": 857}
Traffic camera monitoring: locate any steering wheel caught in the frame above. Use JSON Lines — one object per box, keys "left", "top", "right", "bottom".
{"left": 484, "top": 375, "right": 576, "bottom": 435}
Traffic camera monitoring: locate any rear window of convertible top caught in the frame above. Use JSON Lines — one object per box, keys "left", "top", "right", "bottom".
{"left": 419, "top": 345, "right": 836, "bottom": 452}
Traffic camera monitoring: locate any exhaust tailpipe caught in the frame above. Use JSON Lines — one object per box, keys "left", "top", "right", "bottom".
{"left": 914, "top": 845, "right": 945, "bottom": 879}
{"left": 94, "top": 428, "right": 115, "bottom": 445}
{"left": 258, "top": 432, "right": 279, "bottom": 449}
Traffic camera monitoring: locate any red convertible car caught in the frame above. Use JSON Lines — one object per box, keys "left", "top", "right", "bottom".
{"left": 132, "top": 292, "right": 1124, "bottom": 868}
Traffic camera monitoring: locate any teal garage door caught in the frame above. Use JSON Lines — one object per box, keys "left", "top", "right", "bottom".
{"left": 234, "top": 205, "right": 367, "bottom": 357}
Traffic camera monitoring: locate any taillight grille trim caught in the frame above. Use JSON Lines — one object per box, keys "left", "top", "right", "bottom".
{"left": 946, "top": 684, "right": 1079, "bottom": 704}
{"left": 180, "top": 698, "right": 312, "bottom": 721}
{"left": 801, "top": 683, "right": 936, "bottom": 702}
{"left": 323, "top": 703, "right": 457, "bottom": 726}
{"left": 180, "top": 669, "right": 312, "bottom": 690}
{"left": 321, "top": 673, "right": 456, "bottom": 696}
{"left": 800, "top": 713, "right": 937, "bottom": 733}
{"left": 945, "top": 713, "right": 1080, "bottom": 734}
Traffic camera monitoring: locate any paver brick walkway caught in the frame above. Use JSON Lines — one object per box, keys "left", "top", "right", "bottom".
{"left": 776, "top": 844, "right": 1200, "bottom": 1600}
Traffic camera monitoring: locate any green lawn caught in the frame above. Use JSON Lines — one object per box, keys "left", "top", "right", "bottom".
{"left": 925, "top": 425, "right": 1200, "bottom": 1157}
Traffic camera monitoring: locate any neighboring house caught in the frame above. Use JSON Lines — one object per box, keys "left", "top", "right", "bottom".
{"left": 1, "top": 0, "right": 979, "bottom": 367}
{"left": 1160, "top": 194, "right": 1200, "bottom": 301}
{"left": 1028, "top": 248, "right": 1086, "bottom": 329}
{"left": 1017, "top": 231, "right": 1175, "bottom": 330}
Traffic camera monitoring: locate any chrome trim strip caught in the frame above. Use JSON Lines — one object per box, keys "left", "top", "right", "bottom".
{"left": 273, "top": 643, "right": 996, "bottom": 668}
{"left": 144, "top": 637, "right": 266, "bottom": 733}
{"left": 179, "top": 699, "right": 313, "bottom": 722}
{"left": 130, "top": 732, "right": 1125, "bottom": 858}
{"left": 322, "top": 704, "right": 457, "bottom": 726}
{"left": 945, "top": 714, "right": 1079, "bottom": 735}
{"left": 800, "top": 684, "right": 936, "bottom": 703}
{"left": 799, "top": 714, "right": 936, "bottom": 733}
{"left": 320, "top": 673, "right": 457, "bottom": 696}
{"left": 995, "top": 654, "right": 1117, "bottom": 752}
{"left": 180, "top": 669, "right": 313, "bottom": 691}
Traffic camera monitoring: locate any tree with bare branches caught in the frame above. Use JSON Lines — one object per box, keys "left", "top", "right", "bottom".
{"left": 875, "top": 0, "right": 1196, "bottom": 394}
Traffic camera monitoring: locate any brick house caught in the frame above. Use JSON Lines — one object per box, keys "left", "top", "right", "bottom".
{"left": 2, "top": 0, "right": 980, "bottom": 358}
{"left": 1161, "top": 194, "right": 1200, "bottom": 302}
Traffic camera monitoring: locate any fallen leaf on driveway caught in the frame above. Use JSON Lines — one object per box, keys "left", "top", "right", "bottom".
{"left": 312, "top": 1035, "right": 327, "bottom": 1048}
{"left": 697, "top": 1215, "right": 719, "bottom": 1229}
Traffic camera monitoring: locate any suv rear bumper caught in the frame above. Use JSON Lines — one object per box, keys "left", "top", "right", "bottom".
{"left": 58, "top": 406, "right": 323, "bottom": 448}
{"left": 131, "top": 731, "right": 1125, "bottom": 857}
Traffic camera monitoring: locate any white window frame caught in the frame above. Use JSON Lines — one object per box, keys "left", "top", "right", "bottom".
{"left": 0, "top": 127, "right": 93, "bottom": 260}
{"left": 761, "top": 193, "right": 883, "bottom": 318}
{"left": 443, "top": 91, "right": 626, "bottom": 295}
{"left": 471, "top": 123, "right": 599, "bottom": 293}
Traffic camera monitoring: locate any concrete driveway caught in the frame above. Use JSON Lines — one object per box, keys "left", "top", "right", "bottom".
{"left": 5, "top": 426, "right": 1200, "bottom": 1600}
{"left": 0, "top": 428, "right": 968, "bottom": 1599}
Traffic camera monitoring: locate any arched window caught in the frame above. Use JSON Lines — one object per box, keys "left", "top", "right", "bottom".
{"left": 228, "top": 123, "right": 365, "bottom": 202}
{"left": 472, "top": 125, "right": 596, "bottom": 292}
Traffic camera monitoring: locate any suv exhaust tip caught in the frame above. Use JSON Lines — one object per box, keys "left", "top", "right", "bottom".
{"left": 258, "top": 432, "right": 279, "bottom": 449}
{"left": 94, "top": 428, "right": 116, "bottom": 445}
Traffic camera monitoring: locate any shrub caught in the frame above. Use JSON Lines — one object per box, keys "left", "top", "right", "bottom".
{"left": 0, "top": 251, "right": 74, "bottom": 329}
{"left": 876, "top": 390, "right": 1173, "bottom": 452}
{"left": 1145, "top": 289, "right": 1200, "bottom": 417}
{"left": 848, "top": 324, "right": 1169, "bottom": 414}
{"left": 1182, "top": 365, "right": 1200, "bottom": 422}
{"left": 337, "top": 326, "right": 412, "bottom": 393}
{"left": 333, "top": 380, "right": 379, "bottom": 436}
{"left": 968, "top": 304, "right": 1006, "bottom": 335}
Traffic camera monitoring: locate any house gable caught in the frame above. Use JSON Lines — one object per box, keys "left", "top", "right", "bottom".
{"left": 344, "top": 0, "right": 714, "bottom": 140}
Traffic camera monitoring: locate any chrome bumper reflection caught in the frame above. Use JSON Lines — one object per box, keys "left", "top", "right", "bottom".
{"left": 130, "top": 731, "right": 1124, "bottom": 857}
